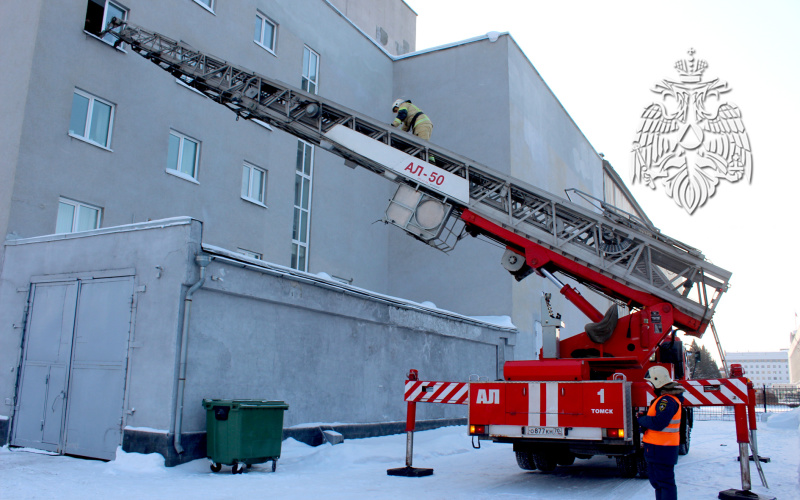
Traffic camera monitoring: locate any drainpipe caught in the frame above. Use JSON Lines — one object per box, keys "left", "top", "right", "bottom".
{"left": 173, "top": 254, "right": 212, "bottom": 455}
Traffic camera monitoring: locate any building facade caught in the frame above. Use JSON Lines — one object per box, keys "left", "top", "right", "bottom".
{"left": 1, "top": 0, "right": 645, "bottom": 462}
{"left": 726, "top": 351, "right": 791, "bottom": 388}
{"left": 0, "top": 0, "right": 641, "bottom": 343}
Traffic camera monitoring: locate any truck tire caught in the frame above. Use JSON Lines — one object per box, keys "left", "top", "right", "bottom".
{"left": 556, "top": 452, "right": 575, "bottom": 466}
{"left": 678, "top": 411, "right": 692, "bottom": 455}
{"left": 678, "top": 423, "right": 691, "bottom": 455}
{"left": 636, "top": 452, "right": 649, "bottom": 479}
{"left": 533, "top": 452, "right": 557, "bottom": 472}
{"left": 616, "top": 454, "right": 638, "bottom": 478}
{"left": 515, "top": 451, "right": 537, "bottom": 471}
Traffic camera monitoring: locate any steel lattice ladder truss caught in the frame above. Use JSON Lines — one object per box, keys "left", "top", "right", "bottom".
{"left": 105, "top": 20, "right": 731, "bottom": 336}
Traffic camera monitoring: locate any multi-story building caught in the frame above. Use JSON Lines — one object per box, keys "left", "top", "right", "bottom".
{"left": 1, "top": 0, "right": 642, "bottom": 344}
{"left": 0, "top": 0, "right": 645, "bottom": 463}
{"left": 726, "top": 350, "right": 791, "bottom": 388}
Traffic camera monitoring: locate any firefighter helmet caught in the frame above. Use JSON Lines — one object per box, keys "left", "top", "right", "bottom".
{"left": 644, "top": 366, "right": 672, "bottom": 389}
{"left": 392, "top": 98, "right": 407, "bottom": 112}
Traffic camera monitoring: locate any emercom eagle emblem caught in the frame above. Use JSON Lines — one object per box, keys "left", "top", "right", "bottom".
{"left": 631, "top": 49, "right": 752, "bottom": 214}
{"left": 658, "top": 399, "right": 668, "bottom": 412}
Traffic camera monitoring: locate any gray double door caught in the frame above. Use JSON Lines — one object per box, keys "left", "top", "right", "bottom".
{"left": 12, "top": 276, "right": 134, "bottom": 460}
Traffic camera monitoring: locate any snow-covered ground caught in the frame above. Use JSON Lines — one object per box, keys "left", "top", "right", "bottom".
{"left": 2, "top": 410, "right": 798, "bottom": 499}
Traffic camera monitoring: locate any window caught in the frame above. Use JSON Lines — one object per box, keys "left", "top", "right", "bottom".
{"left": 56, "top": 198, "right": 102, "bottom": 234}
{"left": 69, "top": 89, "right": 115, "bottom": 148}
{"left": 301, "top": 46, "right": 319, "bottom": 94}
{"left": 291, "top": 140, "right": 314, "bottom": 271}
{"left": 84, "top": 0, "right": 128, "bottom": 44}
{"left": 242, "top": 162, "right": 267, "bottom": 205}
{"left": 167, "top": 130, "right": 200, "bottom": 181}
{"left": 237, "top": 248, "right": 262, "bottom": 260}
{"left": 193, "top": 0, "right": 214, "bottom": 12}
{"left": 254, "top": 12, "right": 277, "bottom": 53}
{"left": 194, "top": 0, "right": 215, "bottom": 12}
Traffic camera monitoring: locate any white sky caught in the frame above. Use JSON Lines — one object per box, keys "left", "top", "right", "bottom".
{"left": 403, "top": 0, "right": 800, "bottom": 357}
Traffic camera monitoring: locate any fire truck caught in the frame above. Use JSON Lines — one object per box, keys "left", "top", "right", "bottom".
{"left": 105, "top": 19, "right": 767, "bottom": 495}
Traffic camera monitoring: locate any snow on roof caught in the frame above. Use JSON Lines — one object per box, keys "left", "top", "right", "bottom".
{"left": 3, "top": 217, "right": 196, "bottom": 246}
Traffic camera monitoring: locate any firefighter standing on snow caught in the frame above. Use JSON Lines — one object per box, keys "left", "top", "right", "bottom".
{"left": 638, "top": 366, "right": 685, "bottom": 500}
{"left": 391, "top": 98, "right": 433, "bottom": 140}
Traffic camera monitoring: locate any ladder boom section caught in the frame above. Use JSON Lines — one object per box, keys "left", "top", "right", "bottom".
{"left": 106, "top": 20, "right": 731, "bottom": 335}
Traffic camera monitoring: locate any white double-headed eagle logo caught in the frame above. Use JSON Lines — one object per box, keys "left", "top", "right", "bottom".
{"left": 632, "top": 49, "right": 752, "bottom": 214}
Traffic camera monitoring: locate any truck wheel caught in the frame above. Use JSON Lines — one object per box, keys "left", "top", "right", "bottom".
{"left": 533, "top": 453, "right": 557, "bottom": 472}
{"left": 515, "top": 451, "right": 537, "bottom": 471}
{"left": 556, "top": 452, "right": 575, "bottom": 466}
{"left": 636, "top": 453, "right": 649, "bottom": 479}
{"left": 678, "top": 421, "right": 691, "bottom": 455}
{"left": 615, "top": 455, "right": 637, "bottom": 478}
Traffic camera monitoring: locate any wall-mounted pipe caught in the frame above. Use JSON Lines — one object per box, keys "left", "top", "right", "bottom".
{"left": 173, "top": 254, "right": 212, "bottom": 455}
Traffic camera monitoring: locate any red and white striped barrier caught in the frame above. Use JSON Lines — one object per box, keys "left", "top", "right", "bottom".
{"left": 404, "top": 380, "right": 469, "bottom": 405}
{"left": 681, "top": 378, "right": 749, "bottom": 406}
{"left": 642, "top": 377, "right": 749, "bottom": 406}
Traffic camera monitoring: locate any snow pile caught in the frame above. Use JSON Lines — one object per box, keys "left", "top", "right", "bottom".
{"left": 765, "top": 408, "right": 800, "bottom": 430}
{"left": 469, "top": 315, "right": 516, "bottom": 328}
{"left": 106, "top": 447, "right": 166, "bottom": 475}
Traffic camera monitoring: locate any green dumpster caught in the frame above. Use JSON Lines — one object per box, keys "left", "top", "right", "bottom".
{"left": 202, "top": 399, "right": 289, "bottom": 474}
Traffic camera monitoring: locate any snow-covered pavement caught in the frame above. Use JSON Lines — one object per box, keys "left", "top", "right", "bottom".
{"left": 2, "top": 411, "right": 798, "bottom": 499}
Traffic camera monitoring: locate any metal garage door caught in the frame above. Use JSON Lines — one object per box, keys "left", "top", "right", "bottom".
{"left": 12, "top": 276, "right": 134, "bottom": 460}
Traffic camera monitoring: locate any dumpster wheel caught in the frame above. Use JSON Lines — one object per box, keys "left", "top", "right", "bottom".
{"left": 272, "top": 460, "right": 277, "bottom": 472}
{"left": 210, "top": 462, "right": 222, "bottom": 473}
{"left": 232, "top": 463, "right": 245, "bottom": 474}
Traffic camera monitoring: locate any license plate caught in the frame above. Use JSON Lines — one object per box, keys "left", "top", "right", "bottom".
{"left": 527, "top": 426, "right": 564, "bottom": 436}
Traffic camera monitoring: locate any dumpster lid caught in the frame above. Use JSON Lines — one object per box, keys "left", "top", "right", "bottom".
{"left": 203, "top": 399, "right": 289, "bottom": 409}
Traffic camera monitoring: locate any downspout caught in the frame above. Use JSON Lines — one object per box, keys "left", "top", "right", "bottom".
{"left": 173, "top": 254, "right": 212, "bottom": 455}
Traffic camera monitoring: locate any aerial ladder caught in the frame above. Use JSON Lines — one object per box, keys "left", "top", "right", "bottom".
{"left": 105, "top": 20, "right": 768, "bottom": 498}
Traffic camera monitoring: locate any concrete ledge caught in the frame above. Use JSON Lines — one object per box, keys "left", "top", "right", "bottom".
{"left": 122, "top": 418, "right": 465, "bottom": 466}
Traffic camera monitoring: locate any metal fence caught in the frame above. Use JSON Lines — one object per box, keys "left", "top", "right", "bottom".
{"left": 693, "top": 386, "right": 800, "bottom": 422}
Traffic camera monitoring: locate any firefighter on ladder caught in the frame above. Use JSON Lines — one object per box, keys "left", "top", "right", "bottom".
{"left": 391, "top": 98, "right": 434, "bottom": 163}
{"left": 638, "top": 366, "right": 685, "bottom": 500}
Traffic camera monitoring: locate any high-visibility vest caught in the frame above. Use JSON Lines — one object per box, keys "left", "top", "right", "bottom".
{"left": 642, "top": 394, "right": 681, "bottom": 446}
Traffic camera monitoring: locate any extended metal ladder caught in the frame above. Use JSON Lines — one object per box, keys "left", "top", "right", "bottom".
{"left": 106, "top": 20, "right": 731, "bottom": 334}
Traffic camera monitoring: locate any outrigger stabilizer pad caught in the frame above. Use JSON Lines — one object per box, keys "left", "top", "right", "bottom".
{"left": 718, "top": 489, "right": 775, "bottom": 500}
{"left": 387, "top": 466, "right": 433, "bottom": 477}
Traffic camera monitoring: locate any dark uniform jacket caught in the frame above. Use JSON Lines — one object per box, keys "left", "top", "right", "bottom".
{"left": 637, "top": 383, "right": 684, "bottom": 465}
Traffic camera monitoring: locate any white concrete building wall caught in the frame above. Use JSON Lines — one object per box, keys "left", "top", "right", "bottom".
{"left": 328, "top": 0, "right": 416, "bottom": 55}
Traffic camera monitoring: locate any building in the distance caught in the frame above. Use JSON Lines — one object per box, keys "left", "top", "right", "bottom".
{"left": 726, "top": 350, "right": 791, "bottom": 388}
